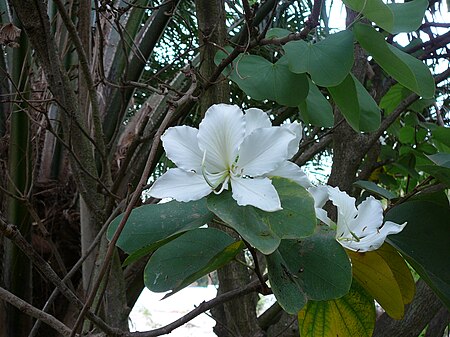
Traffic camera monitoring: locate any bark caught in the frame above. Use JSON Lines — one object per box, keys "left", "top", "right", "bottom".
{"left": 373, "top": 280, "right": 445, "bottom": 337}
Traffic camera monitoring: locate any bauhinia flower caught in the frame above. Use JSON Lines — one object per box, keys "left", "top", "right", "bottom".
{"left": 309, "top": 186, "right": 406, "bottom": 252}
{"left": 149, "top": 104, "right": 310, "bottom": 212}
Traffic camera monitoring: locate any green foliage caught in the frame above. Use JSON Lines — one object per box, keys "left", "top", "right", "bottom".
{"left": 328, "top": 74, "right": 381, "bottom": 132}
{"left": 283, "top": 30, "right": 354, "bottom": 87}
{"left": 107, "top": 199, "right": 214, "bottom": 256}
{"left": 216, "top": 51, "right": 309, "bottom": 106}
{"left": 343, "top": 0, "right": 428, "bottom": 34}
{"left": 386, "top": 199, "right": 450, "bottom": 309}
{"left": 297, "top": 281, "right": 376, "bottom": 337}
{"left": 207, "top": 178, "right": 316, "bottom": 254}
{"left": 353, "top": 180, "right": 396, "bottom": 200}
{"left": 266, "top": 228, "right": 352, "bottom": 314}
{"left": 298, "top": 78, "right": 334, "bottom": 127}
{"left": 144, "top": 228, "right": 243, "bottom": 295}
{"left": 353, "top": 23, "right": 435, "bottom": 99}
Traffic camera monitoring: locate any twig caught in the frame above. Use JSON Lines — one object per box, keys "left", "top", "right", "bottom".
{"left": 28, "top": 204, "right": 124, "bottom": 337}
{"left": 125, "top": 276, "right": 266, "bottom": 337}
{"left": 0, "top": 212, "right": 120, "bottom": 336}
{"left": 0, "top": 287, "right": 75, "bottom": 337}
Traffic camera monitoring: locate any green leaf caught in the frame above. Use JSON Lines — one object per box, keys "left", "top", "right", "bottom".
{"left": 387, "top": 0, "right": 428, "bottom": 33}
{"left": 265, "top": 27, "right": 291, "bottom": 39}
{"left": 107, "top": 199, "right": 214, "bottom": 254}
{"left": 144, "top": 228, "right": 243, "bottom": 294}
{"left": 353, "top": 180, "right": 396, "bottom": 200}
{"left": 379, "top": 84, "right": 412, "bottom": 115}
{"left": 207, "top": 178, "right": 316, "bottom": 254}
{"left": 432, "top": 127, "right": 450, "bottom": 148}
{"left": 267, "top": 228, "right": 352, "bottom": 314}
{"left": 398, "top": 125, "right": 416, "bottom": 144}
{"left": 328, "top": 73, "right": 381, "bottom": 132}
{"left": 386, "top": 200, "right": 450, "bottom": 309}
{"left": 343, "top": 0, "right": 427, "bottom": 34}
{"left": 217, "top": 51, "right": 309, "bottom": 106}
{"left": 347, "top": 248, "right": 407, "bottom": 319}
{"left": 298, "top": 281, "right": 376, "bottom": 337}
{"left": 354, "top": 23, "right": 435, "bottom": 98}
{"left": 283, "top": 30, "right": 354, "bottom": 87}
{"left": 418, "top": 153, "right": 450, "bottom": 186}
{"left": 298, "top": 78, "right": 334, "bottom": 127}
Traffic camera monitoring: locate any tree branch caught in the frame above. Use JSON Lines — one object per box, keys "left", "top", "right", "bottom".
{"left": 0, "top": 287, "right": 74, "bottom": 337}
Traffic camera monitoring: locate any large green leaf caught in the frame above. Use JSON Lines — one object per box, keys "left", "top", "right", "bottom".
{"left": 418, "top": 153, "right": 450, "bottom": 186}
{"left": 298, "top": 77, "right": 334, "bottom": 127}
{"left": 343, "top": 0, "right": 427, "bottom": 34}
{"left": 328, "top": 73, "right": 381, "bottom": 132}
{"left": 144, "top": 228, "right": 243, "bottom": 294}
{"left": 283, "top": 30, "right": 354, "bottom": 87}
{"left": 107, "top": 199, "right": 214, "bottom": 254}
{"left": 216, "top": 51, "right": 308, "bottom": 106}
{"left": 207, "top": 178, "right": 316, "bottom": 254}
{"left": 297, "top": 281, "right": 376, "bottom": 337}
{"left": 386, "top": 200, "right": 450, "bottom": 309}
{"left": 266, "top": 228, "right": 352, "bottom": 314}
{"left": 354, "top": 23, "right": 435, "bottom": 99}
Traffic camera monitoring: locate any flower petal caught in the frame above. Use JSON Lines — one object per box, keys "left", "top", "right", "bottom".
{"left": 197, "top": 104, "right": 245, "bottom": 172}
{"left": 244, "top": 108, "right": 271, "bottom": 136}
{"left": 237, "top": 127, "right": 295, "bottom": 176}
{"left": 161, "top": 125, "right": 203, "bottom": 172}
{"left": 353, "top": 196, "right": 384, "bottom": 235}
{"left": 308, "top": 185, "right": 332, "bottom": 225}
{"left": 149, "top": 168, "right": 212, "bottom": 202}
{"left": 268, "top": 161, "right": 312, "bottom": 188}
{"left": 282, "top": 121, "right": 302, "bottom": 158}
{"left": 327, "top": 186, "right": 358, "bottom": 226}
{"left": 339, "top": 221, "right": 406, "bottom": 252}
{"left": 230, "top": 176, "right": 282, "bottom": 212}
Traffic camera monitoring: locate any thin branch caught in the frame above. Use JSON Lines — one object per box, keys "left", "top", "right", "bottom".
{"left": 29, "top": 204, "right": 124, "bottom": 337}
{"left": 0, "top": 287, "right": 74, "bottom": 337}
{"left": 0, "top": 211, "right": 120, "bottom": 336}
{"left": 125, "top": 277, "right": 265, "bottom": 337}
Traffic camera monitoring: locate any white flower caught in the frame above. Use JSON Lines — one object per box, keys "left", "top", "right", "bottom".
{"left": 149, "top": 104, "right": 310, "bottom": 212}
{"left": 309, "top": 186, "right": 406, "bottom": 252}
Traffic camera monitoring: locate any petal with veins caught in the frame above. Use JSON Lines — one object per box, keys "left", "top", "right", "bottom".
{"left": 161, "top": 126, "right": 203, "bottom": 172}
{"left": 231, "top": 176, "right": 282, "bottom": 212}
{"left": 268, "top": 161, "right": 312, "bottom": 188}
{"left": 198, "top": 104, "right": 245, "bottom": 172}
{"left": 237, "top": 127, "right": 295, "bottom": 176}
{"left": 244, "top": 108, "right": 271, "bottom": 136}
{"left": 149, "top": 168, "right": 212, "bottom": 202}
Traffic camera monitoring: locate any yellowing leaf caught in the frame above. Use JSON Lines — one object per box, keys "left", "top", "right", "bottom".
{"left": 348, "top": 249, "right": 404, "bottom": 319}
{"left": 377, "top": 244, "right": 415, "bottom": 304}
{"left": 298, "top": 281, "right": 375, "bottom": 337}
